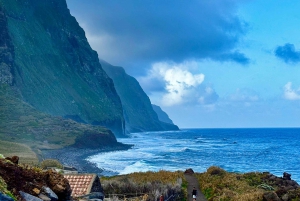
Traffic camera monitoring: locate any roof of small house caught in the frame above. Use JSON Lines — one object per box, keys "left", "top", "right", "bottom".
{"left": 64, "top": 174, "right": 97, "bottom": 197}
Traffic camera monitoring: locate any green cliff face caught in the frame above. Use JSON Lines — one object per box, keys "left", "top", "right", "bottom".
{"left": 0, "top": 0, "right": 125, "bottom": 136}
{"left": 101, "top": 60, "right": 179, "bottom": 133}
{"left": 0, "top": 84, "right": 120, "bottom": 150}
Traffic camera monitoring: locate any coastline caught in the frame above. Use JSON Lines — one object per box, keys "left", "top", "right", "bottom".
{"left": 41, "top": 143, "right": 132, "bottom": 175}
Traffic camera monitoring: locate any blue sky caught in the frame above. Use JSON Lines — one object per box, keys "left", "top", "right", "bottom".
{"left": 66, "top": 0, "right": 300, "bottom": 128}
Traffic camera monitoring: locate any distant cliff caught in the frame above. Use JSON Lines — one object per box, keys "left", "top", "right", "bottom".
{"left": 0, "top": 0, "right": 125, "bottom": 136}
{"left": 101, "top": 60, "right": 179, "bottom": 133}
{"left": 152, "top": 104, "right": 174, "bottom": 125}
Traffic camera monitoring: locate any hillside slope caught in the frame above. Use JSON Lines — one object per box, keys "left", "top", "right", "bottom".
{"left": 0, "top": 84, "right": 123, "bottom": 153}
{"left": 0, "top": 0, "right": 125, "bottom": 136}
{"left": 101, "top": 60, "right": 179, "bottom": 133}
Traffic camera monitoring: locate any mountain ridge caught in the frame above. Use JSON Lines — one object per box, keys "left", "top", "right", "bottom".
{"left": 101, "top": 60, "right": 179, "bottom": 133}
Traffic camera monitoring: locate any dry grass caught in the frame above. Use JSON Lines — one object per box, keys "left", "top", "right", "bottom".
{"left": 0, "top": 140, "right": 38, "bottom": 165}
{"left": 196, "top": 166, "right": 266, "bottom": 201}
{"left": 101, "top": 170, "right": 185, "bottom": 201}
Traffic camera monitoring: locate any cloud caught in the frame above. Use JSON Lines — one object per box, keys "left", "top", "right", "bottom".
{"left": 67, "top": 0, "right": 249, "bottom": 71}
{"left": 275, "top": 43, "right": 300, "bottom": 63}
{"left": 228, "top": 88, "right": 259, "bottom": 103}
{"left": 139, "top": 61, "right": 218, "bottom": 106}
{"left": 217, "top": 51, "right": 250, "bottom": 65}
{"left": 283, "top": 82, "right": 300, "bottom": 100}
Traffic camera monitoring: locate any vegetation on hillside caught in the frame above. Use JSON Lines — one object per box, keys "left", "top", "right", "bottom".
{"left": 0, "top": 84, "right": 120, "bottom": 155}
{"left": 196, "top": 166, "right": 300, "bottom": 201}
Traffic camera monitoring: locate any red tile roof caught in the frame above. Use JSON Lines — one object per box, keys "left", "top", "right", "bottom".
{"left": 64, "top": 174, "right": 97, "bottom": 197}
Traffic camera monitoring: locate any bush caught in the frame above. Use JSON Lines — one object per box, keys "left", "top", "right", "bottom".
{"left": 40, "top": 159, "right": 63, "bottom": 169}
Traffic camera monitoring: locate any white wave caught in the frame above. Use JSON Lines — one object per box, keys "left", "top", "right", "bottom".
{"left": 119, "top": 160, "right": 151, "bottom": 175}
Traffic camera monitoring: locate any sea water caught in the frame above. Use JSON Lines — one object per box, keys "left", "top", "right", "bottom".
{"left": 87, "top": 128, "right": 300, "bottom": 182}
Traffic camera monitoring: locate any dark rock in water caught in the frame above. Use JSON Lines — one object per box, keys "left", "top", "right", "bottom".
{"left": 283, "top": 172, "right": 291, "bottom": 180}
{"left": 263, "top": 192, "right": 281, "bottom": 201}
{"left": 184, "top": 168, "right": 194, "bottom": 174}
{"left": 0, "top": 192, "right": 14, "bottom": 201}
{"left": 42, "top": 186, "right": 58, "bottom": 201}
{"left": 19, "top": 191, "right": 43, "bottom": 201}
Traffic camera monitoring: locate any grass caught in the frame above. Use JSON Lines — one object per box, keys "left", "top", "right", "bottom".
{"left": 101, "top": 170, "right": 186, "bottom": 201}
{"left": 0, "top": 84, "right": 118, "bottom": 154}
{"left": 0, "top": 140, "right": 38, "bottom": 165}
{"left": 195, "top": 166, "right": 269, "bottom": 201}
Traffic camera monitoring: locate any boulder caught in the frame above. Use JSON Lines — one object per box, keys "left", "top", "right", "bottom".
{"left": 0, "top": 192, "right": 14, "bottom": 201}
{"left": 19, "top": 191, "right": 43, "bottom": 201}
{"left": 44, "top": 170, "right": 71, "bottom": 200}
{"left": 263, "top": 192, "right": 281, "bottom": 201}
{"left": 5, "top": 156, "right": 19, "bottom": 164}
{"left": 283, "top": 172, "right": 291, "bottom": 180}
{"left": 38, "top": 194, "right": 51, "bottom": 201}
{"left": 184, "top": 168, "right": 194, "bottom": 174}
{"left": 42, "top": 186, "right": 58, "bottom": 201}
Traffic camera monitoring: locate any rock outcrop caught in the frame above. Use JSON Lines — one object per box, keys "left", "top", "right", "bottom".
{"left": 0, "top": 157, "right": 72, "bottom": 201}
{"left": 262, "top": 172, "right": 300, "bottom": 201}
{"left": 101, "top": 60, "right": 179, "bottom": 133}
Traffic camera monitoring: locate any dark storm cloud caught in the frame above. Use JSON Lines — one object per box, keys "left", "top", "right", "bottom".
{"left": 217, "top": 51, "right": 250, "bottom": 64}
{"left": 67, "top": 0, "right": 249, "bottom": 70}
{"left": 275, "top": 43, "right": 300, "bottom": 63}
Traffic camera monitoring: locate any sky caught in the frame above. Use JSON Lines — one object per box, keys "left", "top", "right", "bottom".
{"left": 66, "top": 0, "right": 300, "bottom": 128}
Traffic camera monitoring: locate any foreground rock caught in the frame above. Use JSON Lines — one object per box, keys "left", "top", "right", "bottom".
{"left": 0, "top": 157, "right": 71, "bottom": 201}
{"left": 262, "top": 172, "right": 300, "bottom": 201}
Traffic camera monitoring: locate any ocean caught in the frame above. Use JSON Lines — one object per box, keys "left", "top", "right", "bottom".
{"left": 87, "top": 128, "right": 300, "bottom": 182}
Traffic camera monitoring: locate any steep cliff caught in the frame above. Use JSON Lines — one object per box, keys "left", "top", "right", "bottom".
{"left": 0, "top": 0, "right": 125, "bottom": 136}
{"left": 101, "top": 60, "right": 179, "bottom": 133}
{"left": 152, "top": 104, "right": 174, "bottom": 125}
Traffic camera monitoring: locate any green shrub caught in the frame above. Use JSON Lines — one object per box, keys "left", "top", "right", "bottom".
{"left": 40, "top": 159, "right": 63, "bottom": 169}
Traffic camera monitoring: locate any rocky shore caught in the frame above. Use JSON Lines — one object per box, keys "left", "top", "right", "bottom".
{"left": 41, "top": 144, "right": 132, "bottom": 175}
